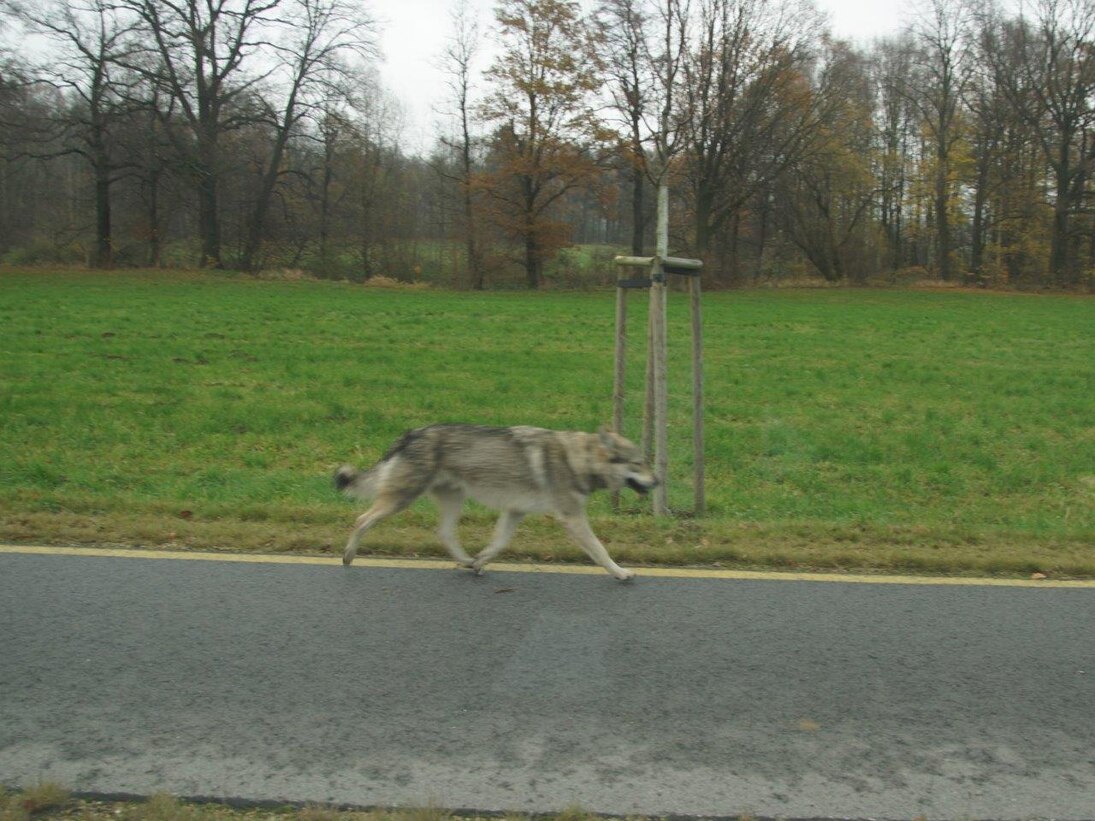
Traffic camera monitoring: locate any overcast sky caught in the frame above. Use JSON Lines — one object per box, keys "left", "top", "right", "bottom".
{"left": 374, "top": 0, "right": 911, "bottom": 153}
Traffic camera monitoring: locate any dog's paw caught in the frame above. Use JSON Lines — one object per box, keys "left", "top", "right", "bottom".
{"left": 615, "top": 568, "right": 636, "bottom": 581}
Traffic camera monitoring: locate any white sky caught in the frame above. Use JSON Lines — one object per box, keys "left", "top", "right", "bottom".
{"left": 374, "top": 0, "right": 911, "bottom": 153}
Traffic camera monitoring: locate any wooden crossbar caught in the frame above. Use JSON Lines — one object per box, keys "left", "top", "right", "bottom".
{"left": 614, "top": 254, "right": 703, "bottom": 271}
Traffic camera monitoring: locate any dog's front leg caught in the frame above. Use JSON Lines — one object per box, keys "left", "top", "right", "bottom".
{"left": 558, "top": 515, "right": 635, "bottom": 581}
{"left": 471, "top": 510, "right": 525, "bottom": 574}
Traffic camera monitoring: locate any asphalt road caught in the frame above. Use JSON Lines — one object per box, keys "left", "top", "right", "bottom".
{"left": 2, "top": 548, "right": 1094, "bottom": 820}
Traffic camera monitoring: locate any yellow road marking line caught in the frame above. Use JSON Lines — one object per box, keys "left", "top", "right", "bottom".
{"left": 2, "top": 544, "right": 1093, "bottom": 588}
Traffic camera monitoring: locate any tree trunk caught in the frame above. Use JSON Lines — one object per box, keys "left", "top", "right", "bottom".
{"left": 726, "top": 211, "right": 741, "bottom": 285}
{"left": 935, "top": 153, "right": 952, "bottom": 281}
{"left": 146, "top": 168, "right": 161, "bottom": 267}
{"left": 241, "top": 123, "right": 293, "bottom": 273}
{"left": 465, "top": 210, "right": 483, "bottom": 289}
{"left": 524, "top": 232, "right": 541, "bottom": 289}
{"left": 755, "top": 191, "right": 771, "bottom": 283}
{"left": 319, "top": 158, "right": 331, "bottom": 271}
{"left": 462, "top": 142, "right": 483, "bottom": 290}
{"left": 198, "top": 171, "right": 221, "bottom": 268}
{"left": 93, "top": 165, "right": 112, "bottom": 268}
{"left": 90, "top": 121, "right": 112, "bottom": 268}
{"left": 1049, "top": 190, "right": 1070, "bottom": 287}
{"left": 1050, "top": 149, "right": 1071, "bottom": 287}
{"left": 970, "top": 145, "right": 989, "bottom": 280}
{"left": 693, "top": 183, "right": 715, "bottom": 260}
{"left": 630, "top": 162, "right": 644, "bottom": 255}
{"left": 197, "top": 128, "right": 221, "bottom": 268}
{"left": 521, "top": 172, "right": 540, "bottom": 289}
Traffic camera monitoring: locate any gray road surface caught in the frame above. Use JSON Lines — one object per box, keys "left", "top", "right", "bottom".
{"left": 1, "top": 549, "right": 1094, "bottom": 819}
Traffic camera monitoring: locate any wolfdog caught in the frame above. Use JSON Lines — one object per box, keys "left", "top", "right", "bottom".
{"left": 334, "top": 424, "right": 657, "bottom": 580}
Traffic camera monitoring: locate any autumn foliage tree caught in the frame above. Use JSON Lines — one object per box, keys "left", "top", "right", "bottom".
{"left": 778, "top": 40, "right": 879, "bottom": 283}
{"left": 478, "top": 0, "right": 604, "bottom": 288}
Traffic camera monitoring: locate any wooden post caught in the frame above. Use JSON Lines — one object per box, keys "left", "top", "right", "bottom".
{"left": 612, "top": 284, "right": 627, "bottom": 511}
{"left": 642, "top": 302, "right": 654, "bottom": 463}
{"left": 612, "top": 210, "right": 703, "bottom": 520}
{"left": 650, "top": 182, "right": 670, "bottom": 516}
{"left": 650, "top": 260, "right": 669, "bottom": 517}
{"left": 690, "top": 274, "right": 705, "bottom": 515}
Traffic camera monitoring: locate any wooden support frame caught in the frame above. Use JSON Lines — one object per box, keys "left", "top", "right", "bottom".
{"left": 612, "top": 250, "right": 704, "bottom": 517}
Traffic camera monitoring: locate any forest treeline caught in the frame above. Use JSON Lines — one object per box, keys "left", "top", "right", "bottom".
{"left": 0, "top": 0, "right": 1092, "bottom": 289}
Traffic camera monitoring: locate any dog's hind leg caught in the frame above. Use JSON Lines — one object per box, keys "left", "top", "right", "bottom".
{"left": 558, "top": 515, "right": 635, "bottom": 581}
{"left": 432, "top": 488, "right": 475, "bottom": 568}
{"left": 342, "top": 495, "right": 404, "bottom": 566}
{"left": 470, "top": 510, "right": 525, "bottom": 575}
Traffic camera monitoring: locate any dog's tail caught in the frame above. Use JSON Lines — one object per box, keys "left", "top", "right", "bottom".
{"left": 333, "top": 464, "right": 380, "bottom": 500}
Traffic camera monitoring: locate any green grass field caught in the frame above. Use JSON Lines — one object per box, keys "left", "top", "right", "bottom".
{"left": 1, "top": 269, "right": 1092, "bottom": 576}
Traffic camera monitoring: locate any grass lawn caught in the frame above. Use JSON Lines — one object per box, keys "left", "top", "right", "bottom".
{"left": 1, "top": 268, "right": 1092, "bottom": 577}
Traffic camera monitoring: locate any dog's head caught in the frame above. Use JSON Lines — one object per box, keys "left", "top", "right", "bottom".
{"left": 597, "top": 428, "right": 658, "bottom": 495}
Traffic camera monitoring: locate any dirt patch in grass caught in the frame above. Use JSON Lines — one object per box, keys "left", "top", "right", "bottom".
{"left": 2, "top": 787, "right": 611, "bottom": 821}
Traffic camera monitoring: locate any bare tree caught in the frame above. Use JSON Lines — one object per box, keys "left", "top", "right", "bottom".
{"left": 0, "top": 55, "right": 38, "bottom": 255}
{"left": 596, "top": 0, "right": 651, "bottom": 254}
{"left": 901, "top": 0, "right": 975, "bottom": 281}
{"left": 872, "top": 36, "right": 918, "bottom": 271}
{"left": 681, "top": 0, "right": 833, "bottom": 280}
{"left": 122, "top": 0, "right": 284, "bottom": 268}
{"left": 984, "top": 0, "right": 1095, "bottom": 285}
{"left": 5, "top": 0, "right": 139, "bottom": 267}
{"left": 352, "top": 82, "right": 408, "bottom": 278}
{"left": 238, "top": 0, "right": 376, "bottom": 271}
{"left": 437, "top": 0, "right": 486, "bottom": 287}
{"left": 310, "top": 97, "right": 351, "bottom": 273}
{"left": 596, "top": 0, "right": 690, "bottom": 255}
{"left": 964, "top": 13, "right": 1017, "bottom": 280}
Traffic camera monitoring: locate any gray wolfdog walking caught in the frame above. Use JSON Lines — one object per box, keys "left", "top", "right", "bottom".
{"left": 335, "top": 424, "right": 657, "bottom": 580}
